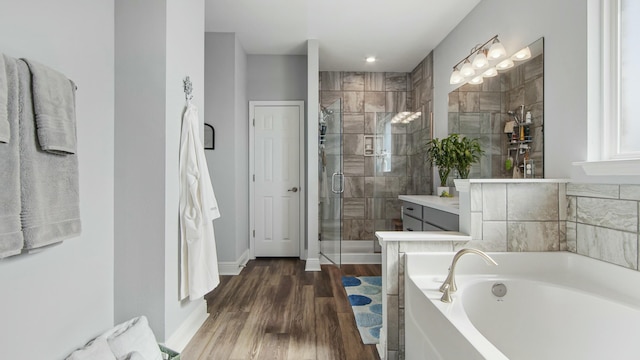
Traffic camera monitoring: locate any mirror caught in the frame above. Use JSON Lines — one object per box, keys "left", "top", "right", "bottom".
{"left": 448, "top": 37, "right": 544, "bottom": 179}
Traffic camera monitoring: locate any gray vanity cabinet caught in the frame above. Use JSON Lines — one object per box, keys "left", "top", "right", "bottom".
{"left": 402, "top": 201, "right": 459, "bottom": 231}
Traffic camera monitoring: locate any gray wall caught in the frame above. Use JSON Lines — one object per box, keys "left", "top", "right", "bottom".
{"left": 164, "top": 0, "right": 206, "bottom": 338}
{"left": 434, "top": 0, "right": 586, "bottom": 179}
{"left": 115, "top": 0, "right": 205, "bottom": 341}
{"left": 0, "top": 1, "right": 115, "bottom": 359}
{"left": 115, "top": 0, "right": 167, "bottom": 338}
{"left": 234, "top": 38, "right": 250, "bottom": 259}
{"left": 204, "top": 33, "right": 249, "bottom": 263}
{"left": 248, "top": 55, "right": 308, "bottom": 101}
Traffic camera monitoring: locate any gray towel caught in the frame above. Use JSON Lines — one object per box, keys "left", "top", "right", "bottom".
{"left": 22, "top": 58, "right": 77, "bottom": 154}
{"left": 17, "top": 60, "right": 81, "bottom": 250}
{"left": 0, "top": 54, "right": 9, "bottom": 143}
{"left": 0, "top": 55, "right": 23, "bottom": 258}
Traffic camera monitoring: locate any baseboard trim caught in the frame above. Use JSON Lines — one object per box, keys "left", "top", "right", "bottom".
{"left": 305, "top": 257, "right": 321, "bottom": 271}
{"left": 320, "top": 252, "right": 382, "bottom": 265}
{"left": 218, "top": 249, "right": 250, "bottom": 275}
{"left": 319, "top": 240, "right": 382, "bottom": 265}
{"left": 164, "top": 301, "right": 208, "bottom": 352}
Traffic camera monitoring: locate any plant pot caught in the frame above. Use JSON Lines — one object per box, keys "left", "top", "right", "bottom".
{"left": 436, "top": 186, "right": 453, "bottom": 197}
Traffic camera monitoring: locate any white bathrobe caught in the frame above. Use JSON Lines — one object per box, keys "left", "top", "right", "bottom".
{"left": 179, "top": 102, "right": 221, "bottom": 300}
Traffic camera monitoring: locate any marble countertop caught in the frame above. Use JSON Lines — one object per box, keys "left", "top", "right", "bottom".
{"left": 398, "top": 195, "right": 460, "bottom": 215}
{"left": 375, "top": 231, "right": 471, "bottom": 243}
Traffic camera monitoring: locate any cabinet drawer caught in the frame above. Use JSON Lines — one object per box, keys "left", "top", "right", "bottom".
{"left": 403, "top": 215, "right": 422, "bottom": 232}
{"left": 422, "top": 222, "right": 444, "bottom": 231}
{"left": 403, "top": 201, "right": 422, "bottom": 219}
{"left": 423, "top": 206, "right": 459, "bottom": 231}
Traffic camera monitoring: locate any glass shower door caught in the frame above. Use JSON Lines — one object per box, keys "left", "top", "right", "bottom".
{"left": 319, "top": 99, "right": 342, "bottom": 265}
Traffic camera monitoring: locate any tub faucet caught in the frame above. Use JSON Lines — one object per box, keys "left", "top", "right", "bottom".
{"left": 439, "top": 248, "right": 498, "bottom": 303}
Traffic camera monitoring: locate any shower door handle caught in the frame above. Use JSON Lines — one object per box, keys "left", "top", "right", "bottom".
{"left": 331, "top": 172, "right": 344, "bottom": 194}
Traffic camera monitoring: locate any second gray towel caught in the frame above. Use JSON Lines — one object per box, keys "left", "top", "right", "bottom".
{"left": 0, "top": 55, "right": 23, "bottom": 259}
{"left": 22, "top": 58, "right": 77, "bottom": 154}
{"left": 18, "top": 60, "right": 81, "bottom": 250}
{"left": 0, "top": 54, "right": 9, "bottom": 143}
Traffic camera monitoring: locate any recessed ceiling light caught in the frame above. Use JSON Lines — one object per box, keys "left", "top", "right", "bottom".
{"left": 365, "top": 56, "right": 376, "bottom": 63}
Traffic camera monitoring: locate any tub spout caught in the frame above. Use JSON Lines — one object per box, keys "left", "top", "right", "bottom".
{"left": 439, "top": 249, "right": 498, "bottom": 301}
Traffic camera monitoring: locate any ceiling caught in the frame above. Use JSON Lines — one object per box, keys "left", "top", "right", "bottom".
{"left": 205, "top": 0, "right": 481, "bottom": 72}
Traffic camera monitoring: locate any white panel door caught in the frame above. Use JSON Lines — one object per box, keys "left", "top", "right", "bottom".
{"left": 254, "top": 105, "right": 300, "bottom": 257}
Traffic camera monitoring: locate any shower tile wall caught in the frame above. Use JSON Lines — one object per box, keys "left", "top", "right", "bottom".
{"left": 320, "top": 71, "right": 411, "bottom": 241}
{"left": 408, "top": 51, "right": 434, "bottom": 195}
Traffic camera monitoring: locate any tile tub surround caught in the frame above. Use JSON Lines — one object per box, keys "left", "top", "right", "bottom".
{"left": 454, "top": 179, "right": 640, "bottom": 270}
{"left": 381, "top": 180, "right": 640, "bottom": 359}
{"left": 455, "top": 179, "right": 569, "bottom": 253}
{"left": 566, "top": 183, "right": 640, "bottom": 270}
{"left": 376, "top": 231, "right": 471, "bottom": 360}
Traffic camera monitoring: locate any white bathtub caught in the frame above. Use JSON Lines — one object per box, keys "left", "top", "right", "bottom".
{"left": 405, "top": 252, "right": 640, "bottom": 360}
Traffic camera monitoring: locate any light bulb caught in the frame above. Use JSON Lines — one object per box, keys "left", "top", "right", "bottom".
{"left": 496, "top": 58, "right": 514, "bottom": 70}
{"left": 449, "top": 69, "right": 464, "bottom": 84}
{"left": 460, "top": 60, "right": 475, "bottom": 77}
{"left": 469, "top": 76, "right": 483, "bottom": 85}
{"left": 511, "top": 47, "right": 531, "bottom": 61}
{"left": 366, "top": 56, "right": 376, "bottom": 63}
{"left": 472, "top": 51, "right": 488, "bottom": 69}
{"left": 488, "top": 41, "right": 506, "bottom": 59}
{"left": 483, "top": 67, "right": 498, "bottom": 77}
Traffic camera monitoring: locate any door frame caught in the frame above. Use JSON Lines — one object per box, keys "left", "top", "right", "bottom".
{"left": 249, "top": 100, "right": 306, "bottom": 259}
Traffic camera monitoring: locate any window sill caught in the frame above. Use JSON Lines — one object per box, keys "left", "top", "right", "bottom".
{"left": 573, "top": 159, "right": 640, "bottom": 176}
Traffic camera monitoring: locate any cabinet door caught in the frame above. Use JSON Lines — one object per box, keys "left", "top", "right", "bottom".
{"left": 423, "top": 207, "right": 459, "bottom": 231}
{"left": 402, "top": 215, "right": 422, "bottom": 232}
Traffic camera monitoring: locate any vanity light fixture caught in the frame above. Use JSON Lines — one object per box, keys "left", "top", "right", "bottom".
{"left": 449, "top": 34, "right": 504, "bottom": 84}
{"left": 449, "top": 67, "right": 465, "bottom": 85}
{"left": 487, "top": 38, "right": 507, "bottom": 59}
{"left": 496, "top": 58, "right": 514, "bottom": 70}
{"left": 468, "top": 76, "right": 484, "bottom": 85}
{"left": 471, "top": 50, "right": 488, "bottom": 69}
{"left": 460, "top": 59, "right": 475, "bottom": 77}
{"left": 390, "top": 111, "right": 421, "bottom": 124}
{"left": 449, "top": 35, "right": 536, "bottom": 86}
{"left": 366, "top": 56, "right": 376, "bottom": 63}
{"left": 511, "top": 46, "right": 531, "bottom": 61}
{"left": 483, "top": 67, "right": 498, "bottom": 77}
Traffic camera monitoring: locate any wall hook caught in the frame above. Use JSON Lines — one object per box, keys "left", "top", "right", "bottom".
{"left": 183, "top": 76, "right": 193, "bottom": 101}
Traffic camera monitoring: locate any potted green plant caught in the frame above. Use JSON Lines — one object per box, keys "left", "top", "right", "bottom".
{"left": 426, "top": 136, "right": 456, "bottom": 197}
{"left": 449, "top": 133, "right": 484, "bottom": 179}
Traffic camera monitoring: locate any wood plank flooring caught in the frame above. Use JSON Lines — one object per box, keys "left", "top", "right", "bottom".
{"left": 181, "top": 258, "right": 382, "bottom": 360}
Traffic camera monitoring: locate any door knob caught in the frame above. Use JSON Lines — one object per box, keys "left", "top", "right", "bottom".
{"left": 288, "top": 187, "right": 299, "bottom": 193}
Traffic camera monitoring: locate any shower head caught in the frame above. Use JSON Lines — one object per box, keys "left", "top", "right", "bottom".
{"left": 507, "top": 110, "right": 520, "bottom": 123}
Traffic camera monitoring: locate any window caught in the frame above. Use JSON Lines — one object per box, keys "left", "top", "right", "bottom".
{"left": 604, "top": 0, "right": 640, "bottom": 160}
{"left": 577, "top": 0, "right": 640, "bottom": 176}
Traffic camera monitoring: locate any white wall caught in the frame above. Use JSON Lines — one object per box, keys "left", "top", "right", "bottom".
{"left": 247, "top": 55, "right": 308, "bottom": 101}
{"left": 0, "top": 1, "right": 115, "bottom": 359}
{"left": 115, "top": 0, "right": 206, "bottom": 342}
{"left": 434, "top": 0, "right": 587, "bottom": 179}
{"left": 204, "top": 33, "right": 249, "bottom": 263}
{"left": 165, "top": 0, "right": 206, "bottom": 340}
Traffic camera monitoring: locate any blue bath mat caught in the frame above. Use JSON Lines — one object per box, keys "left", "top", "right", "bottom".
{"left": 341, "top": 276, "right": 382, "bottom": 344}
